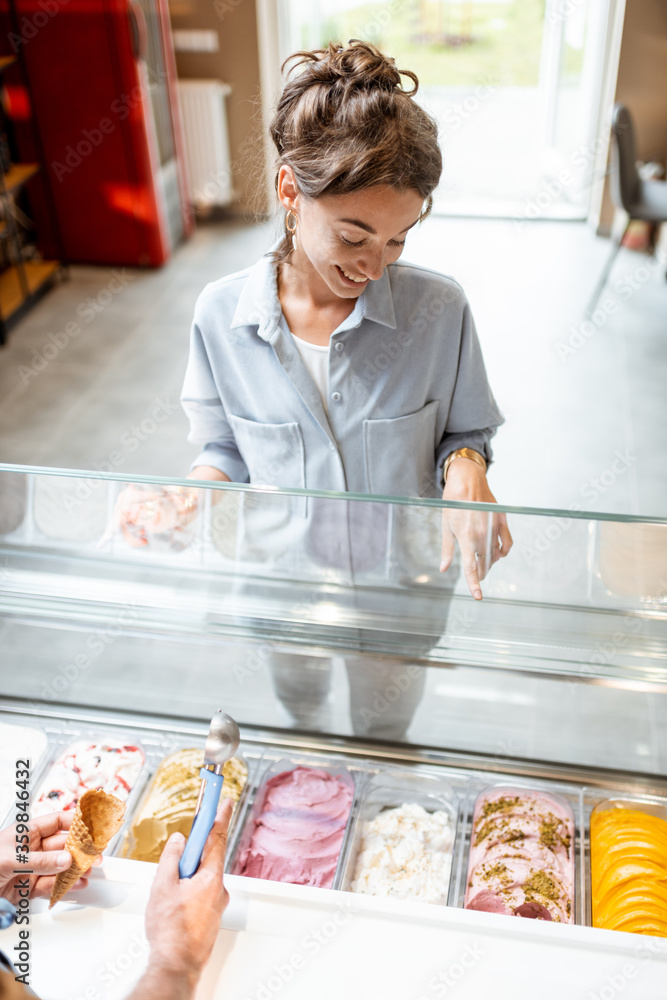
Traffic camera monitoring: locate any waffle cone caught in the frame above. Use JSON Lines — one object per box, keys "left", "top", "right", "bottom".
{"left": 49, "top": 790, "right": 125, "bottom": 908}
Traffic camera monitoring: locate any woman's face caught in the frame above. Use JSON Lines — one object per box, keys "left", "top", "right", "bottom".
{"left": 280, "top": 172, "right": 425, "bottom": 300}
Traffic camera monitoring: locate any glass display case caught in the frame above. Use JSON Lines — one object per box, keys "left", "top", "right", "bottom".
{"left": 1, "top": 464, "right": 666, "bottom": 999}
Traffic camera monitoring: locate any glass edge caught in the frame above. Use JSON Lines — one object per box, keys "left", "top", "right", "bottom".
{"left": 1, "top": 462, "right": 665, "bottom": 525}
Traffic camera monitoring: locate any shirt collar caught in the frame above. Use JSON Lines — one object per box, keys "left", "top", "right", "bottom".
{"left": 230, "top": 250, "right": 282, "bottom": 337}
{"left": 230, "top": 246, "right": 398, "bottom": 337}
{"left": 361, "top": 267, "right": 397, "bottom": 329}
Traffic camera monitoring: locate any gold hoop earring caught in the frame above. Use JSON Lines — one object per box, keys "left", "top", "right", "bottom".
{"left": 286, "top": 210, "right": 298, "bottom": 252}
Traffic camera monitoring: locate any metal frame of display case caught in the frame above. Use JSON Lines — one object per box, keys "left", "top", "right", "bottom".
{"left": 1, "top": 464, "right": 667, "bottom": 996}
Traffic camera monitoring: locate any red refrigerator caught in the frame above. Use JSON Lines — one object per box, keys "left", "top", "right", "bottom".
{"left": 3, "top": 0, "right": 192, "bottom": 266}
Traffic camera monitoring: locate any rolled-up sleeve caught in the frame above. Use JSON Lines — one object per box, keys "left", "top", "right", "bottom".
{"left": 435, "top": 300, "right": 504, "bottom": 483}
{"left": 180, "top": 321, "right": 249, "bottom": 482}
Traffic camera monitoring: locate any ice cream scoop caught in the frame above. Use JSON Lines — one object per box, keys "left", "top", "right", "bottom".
{"left": 124, "top": 749, "right": 247, "bottom": 863}
{"left": 178, "top": 711, "right": 240, "bottom": 878}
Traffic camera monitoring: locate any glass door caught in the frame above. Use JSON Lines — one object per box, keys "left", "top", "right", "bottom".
{"left": 135, "top": 0, "right": 184, "bottom": 249}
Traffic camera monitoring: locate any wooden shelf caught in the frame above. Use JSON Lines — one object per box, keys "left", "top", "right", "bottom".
{"left": 0, "top": 48, "right": 62, "bottom": 346}
{"left": 2, "top": 162, "right": 39, "bottom": 194}
{"left": 0, "top": 260, "right": 59, "bottom": 320}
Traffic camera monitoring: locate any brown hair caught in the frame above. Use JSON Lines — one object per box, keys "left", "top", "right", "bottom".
{"left": 269, "top": 40, "right": 442, "bottom": 265}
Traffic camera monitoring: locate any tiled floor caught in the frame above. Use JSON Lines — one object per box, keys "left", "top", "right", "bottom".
{"left": 1, "top": 215, "right": 665, "bottom": 774}
{"left": 1, "top": 215, "right": 666, "bottom": 515}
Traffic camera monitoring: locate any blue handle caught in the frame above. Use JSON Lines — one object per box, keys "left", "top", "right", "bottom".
{"left": 178, "top": 768, "right": 223, "bottom": 879}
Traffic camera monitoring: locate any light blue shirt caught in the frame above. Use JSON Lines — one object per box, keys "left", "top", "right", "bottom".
{"left": 181, "top": 250, "right": 503, "bottom": 501}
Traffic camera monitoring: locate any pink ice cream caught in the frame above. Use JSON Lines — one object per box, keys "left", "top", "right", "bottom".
{"left": 236, "top": 767, "right": 354, "bottom": 888}
{"left": 33, "top": 740, "right": 145, "bottom": 815}
{"left": 464, "top": 787, "right": 575, "bottom": 923}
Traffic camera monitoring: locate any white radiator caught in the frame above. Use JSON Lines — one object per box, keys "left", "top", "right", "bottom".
{"left": 176, "top": 80, "right": 233, "bottom": 209}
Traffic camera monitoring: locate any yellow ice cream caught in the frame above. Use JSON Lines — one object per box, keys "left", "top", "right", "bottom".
{"left": 124, "top": 748, "right": 247, "bottom": 863}
{"left": 591, "top": 806, "right": 667, "bottom": 937}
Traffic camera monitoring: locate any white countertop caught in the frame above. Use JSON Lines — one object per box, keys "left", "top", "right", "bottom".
{"left": 2, "top": 857, "right": 666, "bottom": 1000}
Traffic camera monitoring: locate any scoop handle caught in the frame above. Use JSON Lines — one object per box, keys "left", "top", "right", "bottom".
{"left": 178, "top": 768, "right": 223, "bottom": 879}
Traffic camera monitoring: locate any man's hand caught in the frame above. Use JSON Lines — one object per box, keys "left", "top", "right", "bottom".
{"left": 440, "top": 458, "right": 513, "bottom": 600}
{"left": 0, "top": 813, "right": 101, "bottom": 905}
{"left": 143, "top": 798, "right": 233, "bottom": 987}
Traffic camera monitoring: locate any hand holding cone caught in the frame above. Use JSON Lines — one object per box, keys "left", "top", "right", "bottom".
{"left": 49, "top": 789, "right": 125, "bottom": 908}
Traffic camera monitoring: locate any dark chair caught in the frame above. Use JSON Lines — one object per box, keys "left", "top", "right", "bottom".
{"left": 586, "top": 103, "right": 667, "bottom": 317}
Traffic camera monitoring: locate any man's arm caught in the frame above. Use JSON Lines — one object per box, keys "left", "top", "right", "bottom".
{"left": 126, "top": 799, "right": 233, "bottom": 1000}
{"left": 125, "top": 962, "right": 198, "bottom": 1000}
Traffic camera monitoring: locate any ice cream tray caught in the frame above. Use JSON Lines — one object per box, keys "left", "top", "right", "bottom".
{"left": 117, "top": 739, "right": 262, "bottom": 865}
{"left": 18, "top": 718, "right": 155, "bottom": 854}
{"left": 228, "top": 755, "right": 363, "bottom": 889}
{"left": 0, "top": 710, "right": 53, "bottom": 829}
{"left": 125, "top": 744, "right": 667, "bottom": 934}
{"left": 3, "top": 713, "right": 667, "bottom": 937}
{"left": 0, "top": 471, "right": 251, "bottom": 569}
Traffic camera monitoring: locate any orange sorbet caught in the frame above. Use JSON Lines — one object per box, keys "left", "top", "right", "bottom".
{"left": 591, "top": 806, "right": 667, "bottom": 938}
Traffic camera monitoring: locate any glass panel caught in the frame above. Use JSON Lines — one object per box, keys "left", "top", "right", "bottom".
{"left": 138, "top": 0, "right": 175, "bottom": 167}
{"left": 1, "top": 461, "right": 663, "bottom": 522}
{"left": 1, "top": 465, "right": 665, "bottom": 672}
{"left": 536, "top": 0, "right": 608, "bottom": 221}
{"left": 1, "top": 465, "right": 666, "bottom": 770}
{"left": 1, "top": 623, "right": 665, "bottom": 775}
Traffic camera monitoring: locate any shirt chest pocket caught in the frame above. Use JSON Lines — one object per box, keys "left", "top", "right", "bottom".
{"left": 363, "top": 400, "right": 440, "bottom": 498}
{"left": 228, "top": 413, "right": 307, "bottom": 515}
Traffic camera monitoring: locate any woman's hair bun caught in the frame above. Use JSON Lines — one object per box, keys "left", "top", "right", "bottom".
{"left": 284, "top": 39, "right": 418, "bottom": 97}
{"left": 270, "top": 39, "right": 441, "bottom": 265}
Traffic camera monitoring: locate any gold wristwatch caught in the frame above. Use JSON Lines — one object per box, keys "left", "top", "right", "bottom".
{"left": 442, "top": 448, "right": 487, "bottom": 486}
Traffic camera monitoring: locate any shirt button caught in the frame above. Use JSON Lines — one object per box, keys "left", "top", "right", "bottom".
{"left": 334, "top": 342, "right": 344, "bottom": 352}
{"left": 331, "top": 391, "right": 342, "bottom": 402}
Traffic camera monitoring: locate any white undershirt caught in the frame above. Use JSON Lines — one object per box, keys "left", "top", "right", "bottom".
{"left": 290, "top": 332, "right": 330, "bottom": 414}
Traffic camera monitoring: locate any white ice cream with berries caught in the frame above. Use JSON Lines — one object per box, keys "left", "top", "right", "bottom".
{"left": 33, "top": 740, "right": 144, "bottom": 815}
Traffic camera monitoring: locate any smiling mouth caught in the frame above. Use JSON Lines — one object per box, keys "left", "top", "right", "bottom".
{"left": 337, "top": 265, "right": 368, "bottom": 284}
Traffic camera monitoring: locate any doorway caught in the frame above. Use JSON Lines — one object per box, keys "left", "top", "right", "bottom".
{"left": 278, "top": 0, "right": 615, "bottom": 219}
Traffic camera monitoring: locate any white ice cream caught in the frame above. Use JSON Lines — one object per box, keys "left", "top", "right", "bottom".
{"left": 350, "top": 801, "right": 454, "bottom": 904}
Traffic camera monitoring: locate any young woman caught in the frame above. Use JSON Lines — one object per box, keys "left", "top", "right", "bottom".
{"left": 179, "top": 40, "right": 511, "bottom": 600}
{"left": 123, "top": 40, "right": 512, "bottom": 738}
